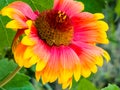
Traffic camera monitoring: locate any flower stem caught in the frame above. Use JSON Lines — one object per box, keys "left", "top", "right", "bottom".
{"left": 0, "top": 66, "right": 22, "bottom": 87}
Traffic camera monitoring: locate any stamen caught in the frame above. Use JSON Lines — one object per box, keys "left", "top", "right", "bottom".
{"left": 63, "top": 15, "right": 67, "bottom": 20}
{"left": 61, "top": 11, "right": 65, "bottom": 15}
{"left": 59, "top": 13, "right": 62, "bottom": 17}
{"left": 58, "top": 11, "right": 61, "bottom": 14}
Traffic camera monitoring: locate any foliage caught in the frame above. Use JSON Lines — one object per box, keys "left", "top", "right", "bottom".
{"left": 71, "top": 78, "right": 97, "bottom": 90}
{"left": 78, "top": 0, "right": 105, "bottom": 13}
{"left": 0, "top": 0, "right": 120, "bottom": 90}
{"left": 115, "top": 0, "right": 120, "bottom": 17}
{"left": 0, "top": 58, "right": 17, "bottom": 81}
{"left": 0, "top": 59, "right": 34, "bottom": 90}
{"left": 102, "top": 84, "right": 120, "bottom": 90}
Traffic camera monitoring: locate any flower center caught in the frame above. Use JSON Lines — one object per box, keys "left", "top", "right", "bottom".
{"left": 35, "top": 10, "right": 73, "bottom": 46}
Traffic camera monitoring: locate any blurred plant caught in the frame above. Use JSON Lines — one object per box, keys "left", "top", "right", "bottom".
{"left": 91, "top": 0, "right": 120, "bottom": 89}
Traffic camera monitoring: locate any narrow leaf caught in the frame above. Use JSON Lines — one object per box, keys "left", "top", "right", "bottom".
{"left": 78, "top": 0, "right": 105, "bottom": 13}
{"left": 2, "top": 73, "right": 34, "bottom": 90}
{"left": 0, "top": 58, "right": 17, "bottom": 81}
{"left": 71, "top": 78, "right": 97, "bottom": 90}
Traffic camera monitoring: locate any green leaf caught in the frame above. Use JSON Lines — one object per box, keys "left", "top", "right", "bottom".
{"left": 78, "top": 0, "right": 105, "bottom": 13}
{"left": 115, "top": 0, "right": 120, "bottom": 17}
{"left": 0, "top": 59, "right": 34, "bottom": 90}
{"left": 0, "top": 16, "right": 16, "bottom": 57}
{"left": 71, "top": 78, "right": 97, "bottom": 90}
{"left": 0, "top": 58, "right": 17, "bottom": 81}
{"left": 22, "top": 0, "right": 53, "bottom": 11}
{"left": 0, "top": 0, "right": 16, "bottom": 57}
{"left": 0, "top": 0, "right": 15, "bottom": 10}
{"left": 2, "top": 73, "right": 34, "bottom": 90}
{"left": 101, "top": 84, "right": 120, "bottom": 90}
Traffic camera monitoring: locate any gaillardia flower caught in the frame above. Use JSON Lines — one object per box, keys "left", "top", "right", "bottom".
{"left": 1, "top": 0, "right": 110, "bottom": 89}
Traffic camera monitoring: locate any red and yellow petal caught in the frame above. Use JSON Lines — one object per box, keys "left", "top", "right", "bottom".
{"left": 1, "top": 7, "right": 27, "bottom": 21}
{"left": 35, "top": 46, "right": 59, "bottom": 83}
{"left": 62, "top": 78, "right": 72, "bottom": 89}
{"left": 36, "top": 60, "right": 48, "bottom": 72}
{"left": 96, "top": 21, "right": 109, "bottom": 31}
{"left": 35, "top": 46, "right": 81, "bottom": 89}
{"left": 53, "top": 0, "right": 84, "bottom": 18}
{"left": 8, "top": 1, "right": 38, "bottom": 20}
{"left": 21, "top": 36, "right": 35, "bottom": 46}
{"left": 21, "top": 20, "right": 36, "bottom": 45}
{"left": 14, "top": 43, "right": 27, "bottom": 67}
{"left": 94, "top": 13, "right": 104, "bottom": 20}
{"left": 14, "top": 44, "right": 39, "bottom": 68}
{"left": 1, "top": 7, "right": 27, "bottom": 30}
{"left": 73, "top": 63, "right": 81, "bottom": 81}
{"left": 23, "top": 54, "right": 38, "bottom": 68}
{"left": 58, "top": 46, "right": 81, "bottom": 88}
{"left": 70, "top": 42, "right": 110, "bottom": 78}
{"left": 6, "top": 20, "right": 27, "bottom": 29}
{"left": 72, "top": 12, "right": 109, "bottom": 44}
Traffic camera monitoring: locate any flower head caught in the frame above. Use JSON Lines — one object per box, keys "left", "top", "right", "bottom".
{"left": 1, "top": 0, "right": 110, "bottom": 89}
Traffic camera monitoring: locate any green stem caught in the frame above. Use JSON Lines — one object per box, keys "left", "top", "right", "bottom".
{"left": 0, "top": 66, "right": 22, "bottom": 87}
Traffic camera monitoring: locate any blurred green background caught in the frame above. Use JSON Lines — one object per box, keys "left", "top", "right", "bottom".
{"left": 0, "top": 0, "right": 120, "bottom": 90}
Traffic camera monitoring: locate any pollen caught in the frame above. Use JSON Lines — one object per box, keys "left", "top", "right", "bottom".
{"left": 35, "top": 10, "right": 73, "bottom": 46}
{"left": 56, "top": 11, "right": 67, "bottom": 23}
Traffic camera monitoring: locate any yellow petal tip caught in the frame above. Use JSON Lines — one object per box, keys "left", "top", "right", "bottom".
{"left": 94, "top": 13, "right": 104, "bottom": 20}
